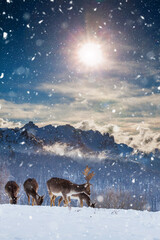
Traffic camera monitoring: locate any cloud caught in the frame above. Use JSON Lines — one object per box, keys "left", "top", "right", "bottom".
{"left": 1, "top": 75, "right": 159, "bottom": 141}
{"left": 114, "top": 126, "right": 160, "bottom": 153}
{"left": 1, "top": 64, "right": 160, "bottom": 153}
{"left": 43, "top": 142, "right": 106, "bottom": 162}
{"left": 74, "top": 120, "right": 120, "bottom": 135}
{"left": 0, "top": 118, "right": 22, "bottom": 128}
{"left": 0, "top": 99, "right": 53, "bottom": 121}
{"left": 74, "top": 120, "right": 160, "bottom": 153}
{"left": 36, "top": 77, "right": 160, "bottom": 122}
{"left": 36, "top": 76, "right": 136, "bottom": 101}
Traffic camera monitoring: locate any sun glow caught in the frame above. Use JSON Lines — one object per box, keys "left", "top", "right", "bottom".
{"left": 78, "top": 42, "right": 103, "bottom": 67}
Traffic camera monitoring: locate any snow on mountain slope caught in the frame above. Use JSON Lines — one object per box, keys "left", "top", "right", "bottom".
{"left": 1, "top": 121, "right": 160, "bottom": 172}
{"left": 0, "top": 205, "right": 160, "bottom": 240}
{"left": 1, "top": 121, "right": 160, "bottom": 173}
{"left": 0, "top": 121, "right": 155, "bottom": 161}
{"left": 0, "top": 121, "right": 130, "bottom": 153}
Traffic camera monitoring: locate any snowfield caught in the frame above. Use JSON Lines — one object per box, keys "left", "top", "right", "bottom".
{"left": 0, "top": 205, "right": 160, "bottom": 240}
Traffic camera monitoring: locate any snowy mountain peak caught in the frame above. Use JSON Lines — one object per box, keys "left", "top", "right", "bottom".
{"left": 0, "top": 121, "right": 160, "bottom": 168}
{"left": 22, "top": 121, "right": 38, "bottom": 131}
{"left": 0, "top": 121, "right": 130, "bottom": 156}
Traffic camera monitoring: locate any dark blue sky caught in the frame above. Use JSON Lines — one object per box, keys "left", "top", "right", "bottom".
{"left": 0, "top": 0, "right": 160, "bottom": 134}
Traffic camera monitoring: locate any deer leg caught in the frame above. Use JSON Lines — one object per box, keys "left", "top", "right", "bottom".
{"left": 49, "top": 192, "right": 53, "bottom": 207}
{"left": 52, "top": 195, "right": 56, "bottom": 206}
{"left": 64, "top": 199, "right": 68, "bottom": 207}
{"left": 63, "top": 194, "right": 68, "bottom": 207}
{"left": 66, "top": 196, "right": 71, "bottom": 207}
{"left": 68, "top": 196, "right": 71, "bottom": 204}
{"left": 27, "top": 195, "right": 30, "bottom": 205}
{"left": 50, "top": 197, "right": 53, "bottom": 207}
{"left": 58, "top": 197, "right": 63, "bottom": 206}
{"left": 80, "top": 199, "right": 83, "bottom": 207}
{"left": 32, "top": 197, "right": 35, "bottom": 206}
{"left": 64, "top": 197, "right": 69, "bottom": 206}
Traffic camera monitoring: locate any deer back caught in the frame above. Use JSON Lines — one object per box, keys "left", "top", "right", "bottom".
{"left": 47, "top": 177, "right": 73, "bottom": 194}
{"left": 23, "top": 178, "right": 38, "bottom": 195}
{"left": 5, "top": 181, "right": 20, "bottom": 204}
{"left": 47, "top": 177, "right": 90, "bottom": 196}
{"left": 69, "top": 192, "right": 95, "bottom": 207}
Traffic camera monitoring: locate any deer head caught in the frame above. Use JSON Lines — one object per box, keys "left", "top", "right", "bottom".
{"left": 90, "top": 202, "right": 96, "bottom": 208}
{"left": 36, "top": 195, "right": 45, "bottom": 205}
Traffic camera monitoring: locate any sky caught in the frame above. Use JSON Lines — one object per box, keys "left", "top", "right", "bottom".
{"left": 0, "top": 0, "right": 160, "bottom": 140}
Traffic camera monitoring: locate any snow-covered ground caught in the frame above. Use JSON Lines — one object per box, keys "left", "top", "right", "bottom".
{"left": 0, "top": 205, "right": 160, "bottom": 240}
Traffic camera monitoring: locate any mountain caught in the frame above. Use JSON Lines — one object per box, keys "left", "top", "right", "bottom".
{"left": 0, "top": 121, "right": 159, "bottom": 166}
{"left": 0, "top": 121, "right": 160, "bottom": 211}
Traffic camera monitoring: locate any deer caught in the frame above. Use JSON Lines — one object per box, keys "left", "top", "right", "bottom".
{"left": 58, "top": 166, "right": 95, "bottom": 207}
{"left": 5, "top": 181, "right": 20, "bottom": 204}
{"left": 23, "top": 178, "right": 44, "bottom": 206}
{"left": 58, "top": 192, "right": 95, "bottom": 208}
{"left": 47, "top": 166, "right": 95, "bottom": 207}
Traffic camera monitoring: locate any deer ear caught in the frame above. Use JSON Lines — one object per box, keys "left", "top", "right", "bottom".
{"left": 85, "top": 183, "right": 89, "bottom": 188}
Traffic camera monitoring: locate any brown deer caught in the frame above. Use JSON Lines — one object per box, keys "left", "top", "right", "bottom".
{"left": 47, "top": 177, "right": 90, "bottom": 207}
{"left": 23, "top": 178, "right": 44, "bottom": 206}
{"left": 58, "top": 166, "right": 95, "bottom": 207}
{"left": 5, "top": 181, "right": 20, "bottom": 204}
{"left": 58, "top": 192, "right": 95, "bottom": 208}
{"left": 47, "top": 166, "right": 95, "bottom": 207}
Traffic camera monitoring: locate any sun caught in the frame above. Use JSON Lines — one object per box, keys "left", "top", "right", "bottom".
{"left": 78, "top": 42, "right": 103, "bottom": 67}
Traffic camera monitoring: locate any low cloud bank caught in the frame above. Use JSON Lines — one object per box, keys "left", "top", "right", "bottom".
{"left": 75, "top": 120, "right": 120, "bottom": 135}
{"left": 75, "top": 120, "right": 160, "bottom": 153}
{"left": 120, "top": 127, "right": 160, "bottom": 153}
{"left": 0, "top": 118, "right": 21, "bottom": 129}
{"left": 43, "top": 142, "right": 106, "bottom": 162}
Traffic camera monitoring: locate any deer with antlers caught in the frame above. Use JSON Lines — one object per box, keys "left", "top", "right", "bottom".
{"left": 47, "top": 166, "right": 95, "bottom": 207}
{"left": 23, "top": 178, "right": 44, "bottom": 206}
{"left": 5, "top": 181, "right": 20, "bottom": 204}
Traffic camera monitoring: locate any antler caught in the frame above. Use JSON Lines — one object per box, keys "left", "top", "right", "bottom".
{"left": 85, "top": 171, "right": 95, "bottom": 183}
{"left": 82, "top": 165, "right": 91, "bottom": 177}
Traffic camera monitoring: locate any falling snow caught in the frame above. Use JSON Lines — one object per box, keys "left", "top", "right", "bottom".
{"left": 0, "top": 73, "right": 4, "bottom": 79}
{"left": 0, "top": 2, "right": 160, "bottom": 237}
{"left": 3, "top": 32, "right": 8, "bottom": 40}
